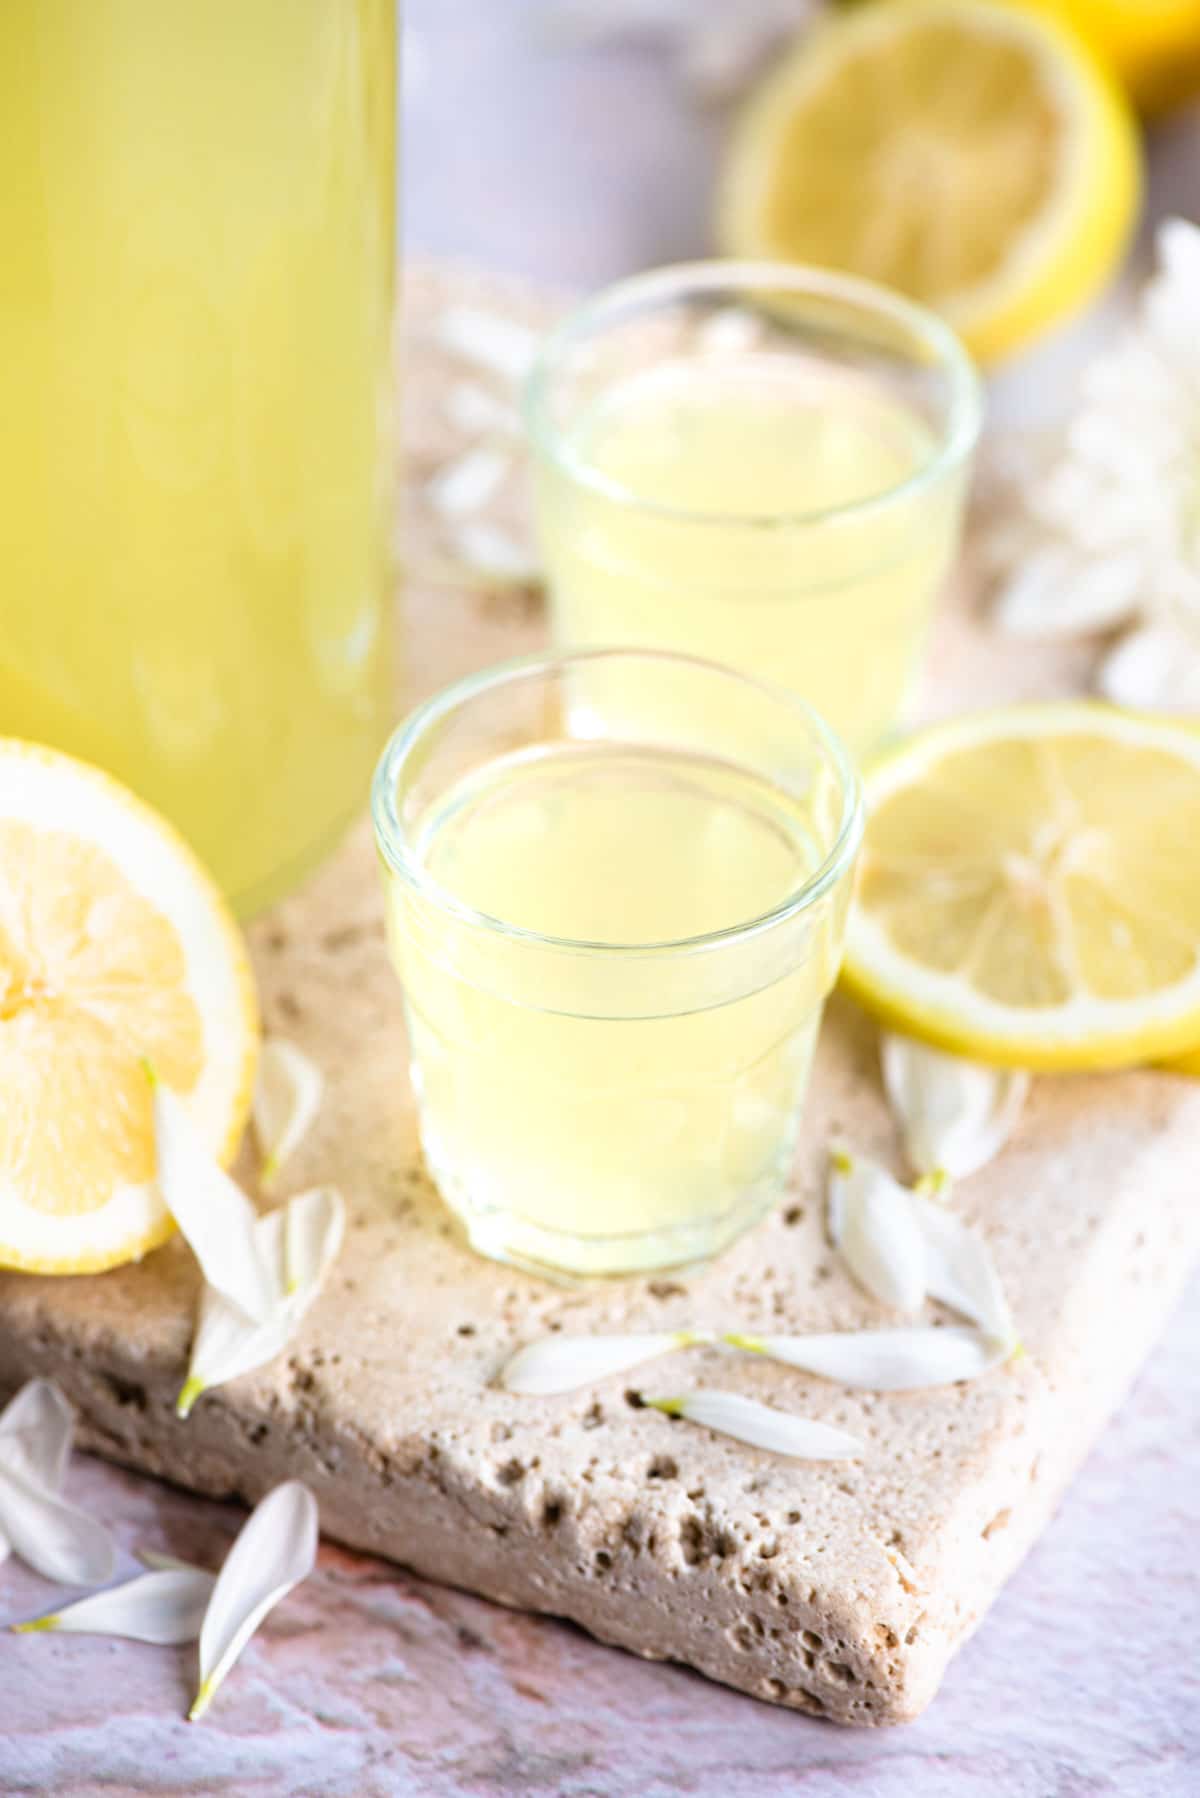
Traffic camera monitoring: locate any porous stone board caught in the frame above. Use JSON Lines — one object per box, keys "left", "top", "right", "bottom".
{"left": 1, "top": 265, "right": 1197, "bottom": 1726}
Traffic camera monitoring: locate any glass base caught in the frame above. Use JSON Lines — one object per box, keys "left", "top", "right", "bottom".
{"left": 424, "top": 1144, "right": 785, "bottom": 1280}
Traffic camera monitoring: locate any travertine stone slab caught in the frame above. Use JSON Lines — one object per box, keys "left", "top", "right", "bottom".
{"left": 1, "top": 266, "right": 1197, "bottom": 1725}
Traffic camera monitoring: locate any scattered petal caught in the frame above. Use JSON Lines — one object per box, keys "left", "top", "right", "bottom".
{"left": 446, "top": 521, "right": 543, "bottom": 586}
{"left": 14, "top": 1568, "right": 216, "bottom": 1644}
{"left": 0, "top": 1457, "right": 115, "bottom": 1586}
{"left": 726, "top": 1326, "right": 1007, "bottom": 1390}
{"left": 434, "top": 306, "right": 540, "bottom": 386}
{"left": 253, "top": 1040, "right": 324, "bottom": 1189}
{"left": 881, "top": 1035, "right": 1029, "bottom": 1180}
{"left": 642, "top": 1390, "right": 862, "bottom": 1460}
{"left": 152, "top": 1082, "right": 275, "bottom": 1325}
{"left": 445, "top": 381, "right": 522, "bottom": 439}
{"left": 500, "top": 1330, "right": 707, "bottom": 1396}
{"left": 910, "top": 1189, "right": 1016, "bottom": 1346}
{"left": 828, "top": 1148, "right": 926, "bottom": 1314}
{"left": 0, "top": 1379, "right": 73, "bottom": 1492}
{"left": 190, "top": 1481, "right": 318, "bottom": 1721}
{"left": 1095, "top": 624, "right": 1200, "bottom": 714}
{"left": 177, "top": 1189, "right": 344, "bottom": 1418}
{"left": 426, "top": 445, "right": 513, "bottom": 520}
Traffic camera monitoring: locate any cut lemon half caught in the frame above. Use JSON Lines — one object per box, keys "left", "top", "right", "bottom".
{"left": 718, "top": 0, "right": 1141, "bottom": 364}
{"left": 0, "top": 741, "right": 258, "bottom": 1275}
{"left": 843, "top": 705, "right": 1200, "bottom": 1070}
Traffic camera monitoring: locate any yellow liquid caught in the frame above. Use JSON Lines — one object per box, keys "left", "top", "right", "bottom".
{"left": 536, "top": 357, "right": 967, "bottom": 757}
{"left": 0, "top": 1, "right": 395, "bottom": 913}
{"left": 386, "top": 742, "right": 849, "bottom": 1274}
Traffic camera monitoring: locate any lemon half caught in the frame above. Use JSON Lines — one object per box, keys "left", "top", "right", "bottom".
{"left": 843, "top": 705, "right": 1200, "bottom": 1070}
{"left": 0, "top": 741, "right": 258, "bottom": 1274}
{"left": 719, "top": 0, "right": 1142, "bottom": 364}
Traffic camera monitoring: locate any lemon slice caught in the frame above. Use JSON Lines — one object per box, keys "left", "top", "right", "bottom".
{"left": 0, "top": 741, "right": 258, "bottom": 1274}
{"left": 718, "top": 0, "right": 1141, "bottom": 364}
{"left": 842, "top": 705, "right": 1200, "bottom": 1070}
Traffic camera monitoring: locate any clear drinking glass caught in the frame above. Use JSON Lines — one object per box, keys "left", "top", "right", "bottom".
{"left": 372, "top": 648, "right": 862, "bottom": 1278}
{"left": 525, "top": 262, "right": 981, "bottom": 759}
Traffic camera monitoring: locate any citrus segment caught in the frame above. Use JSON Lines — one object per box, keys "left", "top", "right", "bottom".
{"left": 0, "top": 741, "right": 258, "bottom": 1274}
{"left": 843, "top": 705, "right": 1200, "bottom": 1069}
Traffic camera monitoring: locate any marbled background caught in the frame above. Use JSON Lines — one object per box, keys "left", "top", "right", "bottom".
{"left": 3, "top": 4, "right": 1199, "bottom": 1793}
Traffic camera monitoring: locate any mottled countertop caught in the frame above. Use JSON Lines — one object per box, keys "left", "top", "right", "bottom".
{"left": 3, "top": 5, "right": 1200, "bottom": 1793}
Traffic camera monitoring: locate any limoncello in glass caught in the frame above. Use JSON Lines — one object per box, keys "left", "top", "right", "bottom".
{"left": 0, "top": 1, "right": 396, "bottom": 913}
{"left": 527, "top": 264, "right": 980, "bottom": 759}
{"left": 373, "top": 650, "right": 862, "bottom": 1277}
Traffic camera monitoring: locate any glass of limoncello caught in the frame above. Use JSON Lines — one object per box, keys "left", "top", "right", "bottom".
{"left": 1, "top": 1, "right": 396, "bottom": 915}
{"left": 372, "top": 648, "right": 862, "bottom": 1278}
{"left": 525, "top": 262, "right": 981, "bottom": 759}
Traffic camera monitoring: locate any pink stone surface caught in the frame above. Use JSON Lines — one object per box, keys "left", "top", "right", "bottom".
{"left": 2, "top": 1306, "right": 1197, "bottom": 1796}
{"left": 3, "top": 8, "right": 1199, "bottom": 1792}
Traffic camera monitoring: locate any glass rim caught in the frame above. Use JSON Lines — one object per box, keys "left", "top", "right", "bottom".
{"left": 371, "top": 646, "right": 864, "bottom": 958}
{"left": 523, "top": 258, "right": 983, "bottom": 532}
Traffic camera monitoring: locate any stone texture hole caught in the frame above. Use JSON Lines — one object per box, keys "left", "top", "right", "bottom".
{"left": 494, "top": 1458, "right": 525, "bottom": 1488}
{"left": 982, "top": 1507, "right": 1012, "bottom": 1540}
{"left": 101, "top": 1374, "right": 147, "bottom": 1412}
{"left": 647, "top": 1455, "right": 678, "bottom": 1482}
{"left": 823, "top": 1661, "right": 858, "bottom": 1687}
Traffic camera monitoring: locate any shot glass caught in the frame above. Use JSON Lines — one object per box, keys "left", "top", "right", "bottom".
{"left": 372, "top": 648, "right": 862, "bottom": 1278}
{"left": 524, "top": 262, "right": 982, "bottom": 759}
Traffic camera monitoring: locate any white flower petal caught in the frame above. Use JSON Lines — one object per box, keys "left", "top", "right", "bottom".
{"left": 0, "top": 1379, "right": 73, "bottom": 1492}
{"left": 643, "top": 1390, "right": 863, "bottom": 1460}
{"left": 447, "top": 521, "right": 542, "bottom": 586}
{"left": 444, "top": 381, "right": 522, "bottom": 439}
{"left": 177, "top": 1189, "right": 344, "bottom": 1418}
{"left": 177, "top": 1290, "right": 298, "bottom": 1421}
{"left": 728, "top": 1326, "right": 1007, "bottom": 1390}
{"left": 1095, "top": 625, "right": 1200, "bottom": 714}
{"left": 881, "top": 1035, "right": 1029, "bottom": 1180}
{"left": 828, "top": 1149, "right": 926, "bottom": 1314}
{"left": 993, "top": 544, "right": 1142, "bottom": 638}
{"left": 0, "top": 1458, "right": 115, "bottom": 1586}
{"left": 252, "top": 1040, "right": 324, "bottom": 1189}
{"left": 433, "top": 306, "right": 540, "bottom": 387}
{"left": 500, "top": 1330, "right": 703, "bottom": 1396}
{"left": 152, "top": 1082, "right": 274, "bottom": 1325}
{"left": 282, "top": 1186, "right": 344, "bottom": 1297}
{"left": 190, "top": 1481, "right": 318, "bottom": 1721}
{"left": 910, "top": 1190, "right": 1016, "bottom": 1346}
{"left": 14, "top": 1568, "right": 216, "bottom": 1644}
{"left": 426, "top": 445, "right": 512, "bottom": 520}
